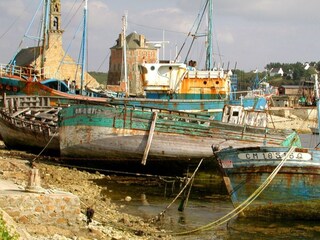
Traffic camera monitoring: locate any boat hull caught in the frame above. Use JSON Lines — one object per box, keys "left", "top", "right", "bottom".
{"left": 0, "top": 111, "right": 59, "bottom": 154}
{"left": 216, "top": 146, "right": 320, "bottom": 219}
{"left": 59, "top": 104, "right": 301, "bottom": 162}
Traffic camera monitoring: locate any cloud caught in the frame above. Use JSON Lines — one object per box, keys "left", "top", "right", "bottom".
{"left": 0, "top": 0, "right": 319, "bottom": 72}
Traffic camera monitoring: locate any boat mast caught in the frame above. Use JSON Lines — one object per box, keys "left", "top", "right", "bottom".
{"left": 80, "top": 0, "right": 88, "bottom": 95}
{"left": 122, "top": 13, "right": 129, "bottom": 96}
{"left": 183, "top": 1, "right": 208, "bottom": 65}
{"left": 41, "top": 0, "right": 51, "bottom": 70}
{"left": 314, "top": 73, "right": 320, "bottom": 136}
{"left": 205, "top": 0, "right": 213, "bottom": 70}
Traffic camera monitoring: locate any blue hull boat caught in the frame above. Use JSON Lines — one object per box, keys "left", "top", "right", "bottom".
{"left": 215, "top": 146, "right": 320, "bottom": 220}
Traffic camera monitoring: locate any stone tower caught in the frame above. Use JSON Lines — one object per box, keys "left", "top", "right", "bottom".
{"left": 15, "top": 0, "right": 100, "bottom": 88}
{"left": 45, "top": 0, "right": 99, "bottom": 88}
{"left": 48, "top": 0, "right": 64, "bottom": 48}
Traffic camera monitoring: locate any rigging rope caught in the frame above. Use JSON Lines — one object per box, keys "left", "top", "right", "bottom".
{"left": 173, "top": 145, "right": 296, "bottom": 235}
{"left": 150, "top": 158, "right": 204, "bottom": 222}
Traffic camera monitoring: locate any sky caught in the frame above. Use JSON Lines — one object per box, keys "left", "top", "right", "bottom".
{"left": 0, "top": 0, "right": 319, "bottom": 72}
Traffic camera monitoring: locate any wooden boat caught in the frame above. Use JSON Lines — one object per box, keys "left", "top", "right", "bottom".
{"left": 215, "top": 146, "right": 320, "bottom": 219}
{"left": 0, "top": 95, "right": 62, "bottom": 155}
{"left": 0, "top": 94, "right": 105, "bottom": 154}
{"left": 214, "top": 73, "right": 320, "bottom": 220}
{"left": 58, "top": 103, "right": 301, "bottom": 163}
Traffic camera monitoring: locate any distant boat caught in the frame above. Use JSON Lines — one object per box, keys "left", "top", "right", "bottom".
{"left": 58, "top": 103, "right": 301, "bottom": 163}
{"left": 214, "top": 73, "right": 320, "bottom": 220}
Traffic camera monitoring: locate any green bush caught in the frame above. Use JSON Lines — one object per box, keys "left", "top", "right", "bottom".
{"left": 0, "top": 214, "right": 19, "bottom": 240}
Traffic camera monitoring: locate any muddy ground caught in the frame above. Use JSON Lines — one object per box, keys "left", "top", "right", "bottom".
{"left": 0, "top": 141, "right": 174, "bottom": 240}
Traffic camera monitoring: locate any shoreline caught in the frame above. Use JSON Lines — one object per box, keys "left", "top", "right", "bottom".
{"left": 0, "top": 142, "right": 173, "bottom": 239}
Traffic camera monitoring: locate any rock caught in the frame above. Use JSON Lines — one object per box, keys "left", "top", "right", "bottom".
{"left": 125, "top": 196, "right": 132, "bottom": 202}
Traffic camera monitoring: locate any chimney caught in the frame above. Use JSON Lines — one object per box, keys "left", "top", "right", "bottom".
{"left": 119, "top": 33, "right": 124, "bottom": 47}
{"left": 139, "top": 35, "right": 145, "bottom": 48}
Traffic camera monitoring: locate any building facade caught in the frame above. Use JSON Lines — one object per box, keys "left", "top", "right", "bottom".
{"left": 107, "top": 32, "right": 157, "bottom": 96}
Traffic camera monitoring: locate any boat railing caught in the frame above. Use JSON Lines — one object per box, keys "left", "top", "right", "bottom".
{"left": 110, "top": 105, "right": 287, "bottom": 145}
{"left": 0, "top": 64, "right": 64, "bottom": 81}
{"left": 0, "top": 95, "right": 74, "bottom": 112}
{"left": 186, "top": 69, "right": 225, "bottom": 79}
{"left": 0, "top": 109, "right": 58, "bottom": 136}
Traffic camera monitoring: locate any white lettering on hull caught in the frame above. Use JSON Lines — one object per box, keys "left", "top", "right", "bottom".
{"left": 238, "top": 152, "right": 312, "bottom": 161}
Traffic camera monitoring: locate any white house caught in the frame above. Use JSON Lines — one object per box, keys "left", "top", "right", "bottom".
{"left": 269, "top": 68, "right": 284, "bottom": 77}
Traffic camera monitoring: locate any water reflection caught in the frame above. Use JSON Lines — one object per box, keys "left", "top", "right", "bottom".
{"left": 101, "top": 168, "right": 320, "bottom": 240}
{"left": 140, "top": 193, "right": 149, "bottom": 206}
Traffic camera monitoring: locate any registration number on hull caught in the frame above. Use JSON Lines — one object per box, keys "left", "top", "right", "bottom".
{"left": 238, "top": 151, "right": 312, "bottom": 161}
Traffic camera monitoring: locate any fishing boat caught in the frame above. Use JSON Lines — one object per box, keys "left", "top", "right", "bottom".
{"left": 0, "top": 0, "right": 267, "bottom": 122}
{"left": 106, "top": 0, "right": 268, "bottom": 119}
{"left": 58, "top": 103, "right": 301, "bottom": 163}
{"left": 214, "top": 74, "right": 320, "bottom": 220}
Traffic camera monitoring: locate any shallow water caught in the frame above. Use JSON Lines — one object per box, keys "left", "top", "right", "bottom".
{"left": 100, "top": 174, "right": 320, "bottom": 240}
{"left": 97, "top": 133, "right": 320, "bottom": 240}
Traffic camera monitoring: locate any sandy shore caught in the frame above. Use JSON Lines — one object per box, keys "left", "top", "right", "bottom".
{"left": 0, "top": 142, "right": 173, "bottom": 240}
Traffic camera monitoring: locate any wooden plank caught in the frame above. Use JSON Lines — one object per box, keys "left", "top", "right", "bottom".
{"left": 11, "top": 107, "right": 30, "bottom": 118}
{"left": 141, "top": 111, "right": 158, "bottom": 165}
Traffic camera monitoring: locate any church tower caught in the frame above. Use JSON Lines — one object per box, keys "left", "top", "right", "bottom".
{"left": 48, "top": 0, "right": 64, "bottom": 48}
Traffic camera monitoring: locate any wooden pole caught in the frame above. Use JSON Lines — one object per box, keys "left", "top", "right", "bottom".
{"left": 141, "top": 111, "right": 158, "bottom": 165}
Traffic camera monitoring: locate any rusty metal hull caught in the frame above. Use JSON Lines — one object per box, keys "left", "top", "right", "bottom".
{"left": 0, "top": 74, "right": 264, "bottom": 121}
{"left": 59, "top": 104, "right": 301, "bottom": 163}
{"left": 216, "top": 146, "right": 320, "bottom": 219}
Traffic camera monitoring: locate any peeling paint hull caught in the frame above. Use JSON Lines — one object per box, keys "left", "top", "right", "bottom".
{"left": 216, "top": 146, "right": 320, "bottom": 219}
{"left": 59, "top": 104, "right": 301, "bottom": 163}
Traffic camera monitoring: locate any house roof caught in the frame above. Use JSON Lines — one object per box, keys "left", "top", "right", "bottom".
{"left": 270, "top": 67, "right": 283, "bottom": 73}
{"left": 13, "top": 46, "right": 41, "bottom": 66}
{"left": 111, "top": 32, "right": 156, "bottom": 50}
{"left": 279, "top": 85, "right": 300, "bottom": 89}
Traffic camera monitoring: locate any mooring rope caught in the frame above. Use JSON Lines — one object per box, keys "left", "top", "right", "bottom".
{"left": 31, "top": 131, "right": 58, "bottom": 162}
{"left": 151, "top": 158, "right": 204, "bottom": 222}
{"left": 173, "top": 145, "right": 296, "bottom": 235}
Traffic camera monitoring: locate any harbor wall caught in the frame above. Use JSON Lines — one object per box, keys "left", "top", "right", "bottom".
{"left": 269, "top": 107, "right": 317, "bottom": 121}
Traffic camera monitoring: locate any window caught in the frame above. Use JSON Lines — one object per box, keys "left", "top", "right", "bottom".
{"left": 53, "top": 17, "right": 59, "bottom": 30}
{"left": 53, "top": 4, "right": 59, "bottom": 13}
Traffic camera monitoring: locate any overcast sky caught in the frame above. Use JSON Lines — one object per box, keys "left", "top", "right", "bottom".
{"left": 0, "top": 0, "right": 319, "bottom": 72}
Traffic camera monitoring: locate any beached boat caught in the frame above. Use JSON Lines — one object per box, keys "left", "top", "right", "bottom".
{"left": 215, "top": 146, "right": 320, "bottom": 219}
{"left": 215, "top": 74, "right": 320, "bottom": 220}
{"left": 0, "top": 93, "right": 281, "bottom": 157}
{"left": 58, "top": 103, "right": 301, "bottom": 163}
{"left": 0, "top": 94, "right": 110, "bottom": 154}
{"left": 0, "top": 95, "right": 61, "bottom": 155}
